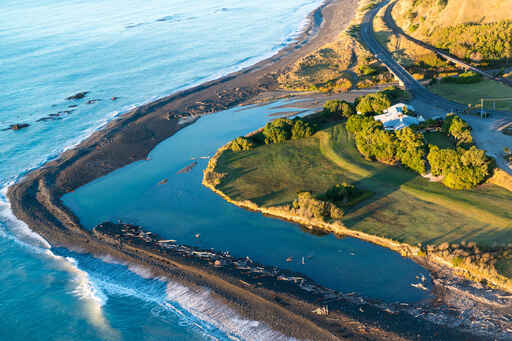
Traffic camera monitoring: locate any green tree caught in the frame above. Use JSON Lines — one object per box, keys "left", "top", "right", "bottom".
{"left": 263, "top": 118, "right": 293, "bottom": 144}
{"left": 396, "top": 127, "right": 427, "bottom": 174}
{"left": 346, "top": 114, "right": 381, "bottom": 135}
{"left": 355, "top": 93, "right": 391, "bottom": 115}
{"left": 427, "top": 145, "right": 459, "bottom": 176}
{"left": 291, "top": 119, "right": 315, "bottom": 140}
{"left": 428, "top": 145, "right": 491, "bottom": 189}
{"left": 323, "top": 100, "right": 355, "bottom": 118}
{"left": 448, "top": 116, "right": 473, "bottom": 145}
{"left": 230, "top": 136, "right": 255, "bottom": 152}
{"left": 325, "top": 183, "right": 356, "bottom": 203}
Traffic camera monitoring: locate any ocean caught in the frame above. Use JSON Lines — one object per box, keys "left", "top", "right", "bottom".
{"left": 0, "top": 0, "right": 325, "bottom": 340}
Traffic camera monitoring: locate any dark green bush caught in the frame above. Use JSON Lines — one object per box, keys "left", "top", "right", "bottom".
{"left": 323, "top": 100, "right": 355, "bottom": 118}
{"left": 355, "top": 92, "right": 392, "bottom": 115}
{"left": 263, "top": 118, "right": 293, "bottom": 144}
{"left": 292, "top": 192, "right": 344, "bottom": 220}
{"left": 442, "top": 114, "right": 473, "bottom": 145}
{"left": 291, "top": 119, "right": 315, "bottom": 140}
{"left": 396, "top": 127, "right": 427, "bottom": 174}
{"left": 230, "top": 136, "right": 255, "bottom": 152}
{"left": 325, "top": 183, "right": 356, "bottom": 203}
{"left": 428, "top": 145, "right": 492, "bottom": 189}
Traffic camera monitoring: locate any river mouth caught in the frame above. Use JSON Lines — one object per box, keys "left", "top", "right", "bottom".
{"left": 63, "top": 99, "right": 432, "bottom": 303}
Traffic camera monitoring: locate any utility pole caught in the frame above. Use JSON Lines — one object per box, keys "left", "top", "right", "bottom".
{"left": 479, "top": 97, "right": 512, "bottom": 119}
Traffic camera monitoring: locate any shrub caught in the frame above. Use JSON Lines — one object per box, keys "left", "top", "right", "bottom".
{"left": 428, "top": 145, "right": 492, "bottom": 189}
{"left": 358, "top": 64, "right": 377, "bottom": 76}
{"left": 346, "top": 115, "right": 382, "bottom": 135}
{"left": 291, "top": 119, "right": 315, "bottom": 140}
{"left": 263, "top": 118, "right": 293, "bottom": 144}
{"left": 292, "top": 192, "right": 344, "bottom": 220}
{"left": 230, "top": 137, "right": 255, "bottom": 152}
{"left": 323, "top": 100, "right": 355, "bottom": 118}
{"left": 333, "top": 78, "right": 353, "bottom": 93}
{"left": 263, "top": 118, "right": 315, "bottom": 144}
{"left": 325, "top": 183, "right": 356, "bottom": 204}
{"left": 443, "top": 114, "right": 473, "bottom": 145}
{"left": 396, "top": 127, "right": 427, "bottom": 174}
{"left": 355, "top": 92, "right": 391, "bottom": 115}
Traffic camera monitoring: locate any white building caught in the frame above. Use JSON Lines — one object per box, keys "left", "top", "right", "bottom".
{"left": 374, "top": 103, "right": 424, "bottom": 130}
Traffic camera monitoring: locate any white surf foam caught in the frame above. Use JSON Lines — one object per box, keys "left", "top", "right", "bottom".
{"left": 165, "top": 282, "right": 300, "bottom": 341}
{"left": 44, "top": 250, "right": 120, "bottom": 340}
{"left": 0, "top": 185, "right": 51, "bottom": 249}
{"left": 0, "top": 185, "right": 119, "bottom": 339}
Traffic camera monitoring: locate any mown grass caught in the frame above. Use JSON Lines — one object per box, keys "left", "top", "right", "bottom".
{"left": 216, "top": 122, "right": 512, "bottom": 249}
{"left": 429, "top": 79, "right": 512, "bottom": 112}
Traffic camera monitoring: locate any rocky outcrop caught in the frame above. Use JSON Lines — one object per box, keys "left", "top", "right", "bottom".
{"left": 66, "top": 91, "right": 88, "bottom": 100}
{"left": 6, "top": 123, "right": 30, "bottom": 131}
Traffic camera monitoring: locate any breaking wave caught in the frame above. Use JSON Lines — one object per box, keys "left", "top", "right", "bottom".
{"left": 166, "top": 282, "right": 299, "bottom": 341}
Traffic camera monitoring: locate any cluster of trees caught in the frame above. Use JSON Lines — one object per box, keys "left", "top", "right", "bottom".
{"left": 346, "top": 115, "right": 427, "bottom": 173}
{"left": 231, "top": 117, "right": 316, "bottom": 152}
{"left": 230, "top": 136, "right": 255, "bottom": 152}
{"left": 323, "top": 100, "right": 355, "bottom": 118}
{"left": 325, "top": 183, "right": 358, "bottom": 204}
{"left": 442, "top": 114, "right": 473, "bottom": 146}
{"left": 440, "top": 71, "right": 482, "bottom": 84}
{"left": 428, "top": 145, "right": 492, "bottom": 189}
{"left": 346, "top": 108, "right": 492, "bottom": 189}
{"left": 355, "top": 92, "right": 391, "bottom": 115}
{"left": 354, "top": 86, "right": 408, "bottom": 115}
{"left": 292, "top": 192, "right": 344, "bottom": 220}
{"left": 262, "top": 118, "right": 315, "bottom": 144}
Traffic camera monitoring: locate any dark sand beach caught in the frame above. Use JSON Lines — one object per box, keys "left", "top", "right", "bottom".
{"left": 5, "top": 0, "right": 503, "bottom": 339}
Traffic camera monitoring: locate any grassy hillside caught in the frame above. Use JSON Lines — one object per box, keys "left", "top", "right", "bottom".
{"left": 215, "top": 122, "right": 512, "bottom": 248}
{"left": 393, "top": 0, "right": 512, "bottom": 65}
{"left": 278, "top": 0, "right": 395, "bottom": 92}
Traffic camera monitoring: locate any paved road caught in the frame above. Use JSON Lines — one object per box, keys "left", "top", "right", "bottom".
{"left": 360, "top": 1, "right": 512, "bottom": 174}
{"left": 383, "top": 1, "right": 512, "bottom": 87}
{"left": 360, "top": 1, "right": 467, "bottom": 114}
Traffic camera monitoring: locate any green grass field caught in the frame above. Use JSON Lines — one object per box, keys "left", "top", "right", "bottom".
{"left": 216, "top": 122, "right": 512, "bottom": 250}
{"left": 429, "top": 79, "right": 512, "bottom": 112}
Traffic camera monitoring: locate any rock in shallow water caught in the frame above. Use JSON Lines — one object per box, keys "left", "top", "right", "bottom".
{"left": 66, "top": 91, "right": 88, "bottom": 100}
{"left": 8, "top": 123, "right": 30, "bottom": 131}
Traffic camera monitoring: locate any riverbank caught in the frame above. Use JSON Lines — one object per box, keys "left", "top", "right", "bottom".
{"left": 4, "top": 0, "right": 380, "bottom": 339}
{"left": 202, "top": 120, "right": 512, "bottom": 338}
{"left": 90, "top": 221, "right": 490, "bottom": 340}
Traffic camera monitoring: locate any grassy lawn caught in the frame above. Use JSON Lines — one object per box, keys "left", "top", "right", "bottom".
{"left": 216, "top": 122, "right": 512, "bottom": 250}
{"left": 429, "top": 79, "right": 512, "bottom": 112}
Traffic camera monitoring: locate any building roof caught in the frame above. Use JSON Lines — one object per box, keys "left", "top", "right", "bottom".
{"left": 383, "top": 103, "right": 415, "bottom": 115}
{"left": 374, "top": 103, "right": 421, "bottom": 130}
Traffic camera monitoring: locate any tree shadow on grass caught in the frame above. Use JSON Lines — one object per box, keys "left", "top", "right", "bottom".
{"left": 250, "top": 189, "right": 289, "bottom": 207}
{"left": 343, "top": 165, "right": 418, "bottom": 217}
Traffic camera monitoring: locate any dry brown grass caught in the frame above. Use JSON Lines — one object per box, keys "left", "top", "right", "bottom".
{"left": 394, "top": 0, "right": 512, "bottom": 31}
{"left": 488, "top": 168, "right": 512, "bottom": 192}
{"left": 278, "top": 0, "right": 393, "bottom": 92}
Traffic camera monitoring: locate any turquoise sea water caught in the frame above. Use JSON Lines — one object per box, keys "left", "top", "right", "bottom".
{"left": 1, "top": 0, "right": 327, "bottom": 340}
